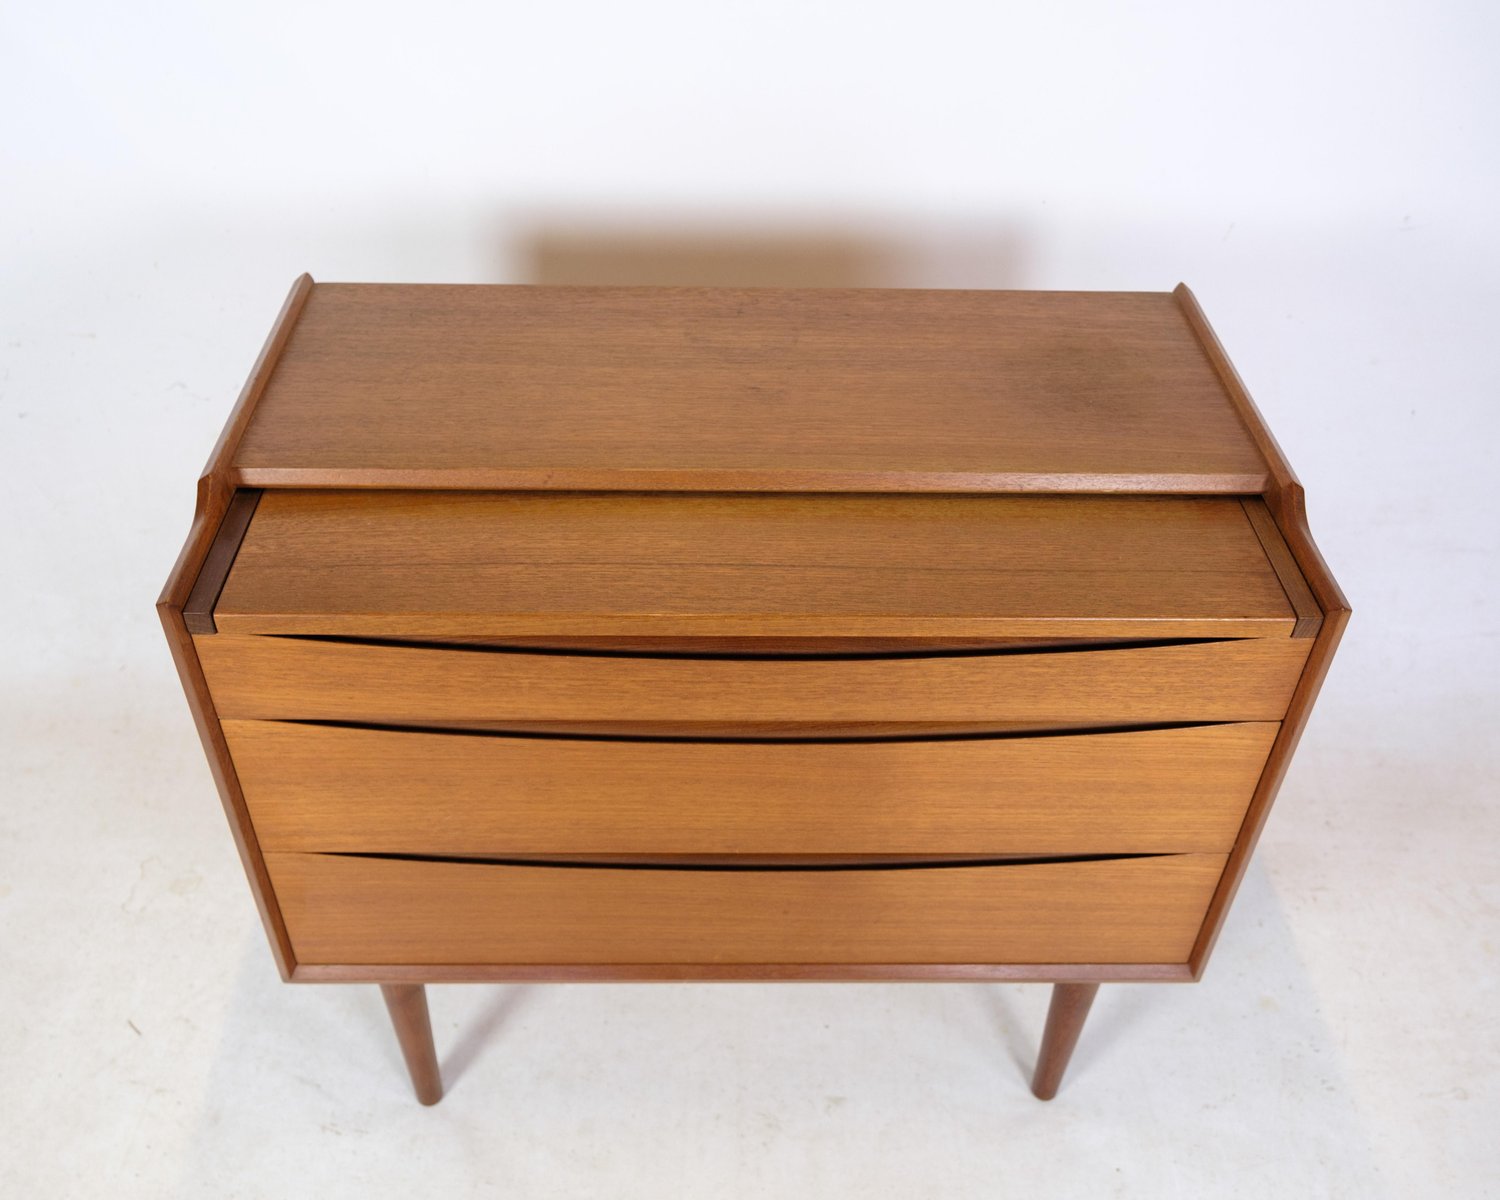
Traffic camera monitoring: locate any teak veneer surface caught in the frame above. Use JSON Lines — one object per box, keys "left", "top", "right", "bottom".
{"left": 160, "top": 278, "right": 1348, "bottom": 1099}
{"left": 213, "top": 491, "right": 1295, "bottom": 638}
{"left": 197, "top": 635, "right": 1310, "bottom": 725}
{"left": 230, "top": 285, "right": 1269, "bottom": 493}
{"left": 226, "top": 720, "right": 1278, "bottom": 856}
{"left": 266, "top": 851, "right": 1228, "bottom": 966}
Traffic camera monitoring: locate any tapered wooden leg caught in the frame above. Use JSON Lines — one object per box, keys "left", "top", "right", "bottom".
{"left": 1030, "top": 982, "right": 1099, "bottom": 1100}
{"left": 380, "top": 984, "right": 443, "bottom": 1105}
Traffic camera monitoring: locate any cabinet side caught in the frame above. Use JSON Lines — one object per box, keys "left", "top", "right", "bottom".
{"left": 1174, "top": 284, "right": 1351, "bottom": 976}
{"left": 157, "top": 274, "right": 314, "bottom": 979}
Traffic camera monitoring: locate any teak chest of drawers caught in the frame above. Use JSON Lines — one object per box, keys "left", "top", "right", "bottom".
{"left": 160, "top": 279, "right": 1348, "bottom": 1105}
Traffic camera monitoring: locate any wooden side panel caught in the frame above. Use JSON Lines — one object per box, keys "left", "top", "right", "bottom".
{"left": 267, "top": 852, "right": 1229, "bottom": 966}
{"left": 157, "top": 274, "right": 315, "bottom": 979}
{"left": 198, "top": 636, "right": 1311, "bottom": 725}
{"left": 1176, "top": 284, "right": 1351, "bottom": 975}
{"left": 226, "top": 720, "right": 1278, "bottom": 855}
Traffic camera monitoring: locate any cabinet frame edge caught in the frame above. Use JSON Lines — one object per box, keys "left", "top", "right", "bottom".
{"left": 1175, "top": 283, "right": 1351, "bottom": 977}
{"left": 289, "top": 963, "right": 1197, "bottom": 984}
{"left": 157, "top": 273, "right": 314, "bottom": 980}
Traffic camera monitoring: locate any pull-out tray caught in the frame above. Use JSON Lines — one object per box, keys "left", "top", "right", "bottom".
{"left": 196, "top": 490, "right": 1310, "bottom": 641}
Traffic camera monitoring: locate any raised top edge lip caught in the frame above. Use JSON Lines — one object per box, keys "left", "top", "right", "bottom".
{"left": 302, "top": 281, "right": 1182, "bottom": 295}
{"left": 230, "top": 467, "right": 1273, "bottom": 494}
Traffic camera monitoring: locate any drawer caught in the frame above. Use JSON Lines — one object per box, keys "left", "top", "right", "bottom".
{"left": 198, "top": 635, "right": 1308, "bottom": 724}
{"left": 265, "top": 851, "right": 1229, "bottom": 966}
{"left": 228, "top": 720, "right": 1278, "bottom": 855}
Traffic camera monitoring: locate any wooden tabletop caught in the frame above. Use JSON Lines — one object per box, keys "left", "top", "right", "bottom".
{"left": 231, "top": 284, "right": 1269, "bottom": 493}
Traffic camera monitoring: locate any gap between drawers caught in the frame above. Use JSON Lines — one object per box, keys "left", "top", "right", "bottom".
{"left": 265, "top": 717, "right": 1240, "bottom": 745}
{"left": 267, "top": 632, "right": 1247, "bottom": 661}
{"left": 309, "top": 850, "right": 1176, "bottom": 872}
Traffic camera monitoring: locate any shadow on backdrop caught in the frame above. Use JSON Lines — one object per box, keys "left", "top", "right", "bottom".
{"left": 508, "top": 219, "right": 1032, "bottom": 289}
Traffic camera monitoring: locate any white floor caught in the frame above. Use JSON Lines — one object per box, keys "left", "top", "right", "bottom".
{"left": 3, "top": 653, "right": 1493, "bottom": 1197}
{"left": 4, "top": 224, "right": 1498, "bottom": 1197}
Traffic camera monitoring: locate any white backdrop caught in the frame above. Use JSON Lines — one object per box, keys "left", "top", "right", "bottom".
{"left": 3, "top": 3, "right": 1497, "bottom": 1196}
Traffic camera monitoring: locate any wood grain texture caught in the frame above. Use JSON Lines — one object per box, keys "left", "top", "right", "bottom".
{"left": 156, "top": 275, "right": 314, "bottom": 979}
{"left": 197, "top": 635, "right": 1310, "bottom": 725}
{"left": 1175, "top": 284, "right": 1351, "bottom": 976}
{"left": 230, "top": 285, "right": 1270, "bottom": 493}
{"left": 226, "top": 720, "right": 1278, "bottom": 855}
{"left": 213, "top": 491, "right": 1295, "bottom": 638}
{"left": 266, "top": 852, "right": 1228, "bottom": 966}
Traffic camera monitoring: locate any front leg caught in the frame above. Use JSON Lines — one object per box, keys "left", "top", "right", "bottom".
{"left": 380, "top": 983, "right": 444, "bottom": 1105}
{"left": 1030, "top": 982, "right": 1099, "bottom": 1100}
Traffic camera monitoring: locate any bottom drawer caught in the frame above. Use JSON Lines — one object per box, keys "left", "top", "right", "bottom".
{"left": 266, "top": 851, "right": 1227, "bottom": 967}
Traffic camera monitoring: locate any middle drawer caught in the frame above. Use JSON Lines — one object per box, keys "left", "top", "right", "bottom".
{"left": 227, "top": 720, "right": 1276, "bottom": 856}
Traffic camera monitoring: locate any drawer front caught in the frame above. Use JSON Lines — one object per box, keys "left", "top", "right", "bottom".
{"left": 228, "top": 721, "right": 1278, "bottom": 855}
{"left": 199, "top": 636, "right": 1309, "bottom": 724}
{"left": 266, "top": 851, "right": 1228, "bottom": 966}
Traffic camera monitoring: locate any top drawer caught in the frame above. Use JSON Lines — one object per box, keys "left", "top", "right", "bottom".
{"left": 197, "top": 635, "right": 1308, "bottom": 724}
